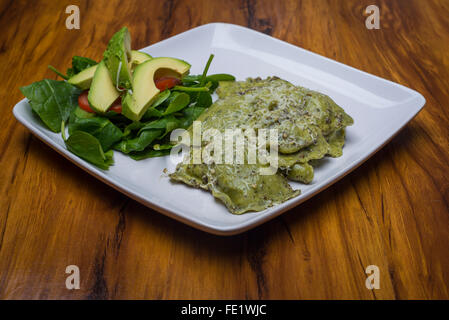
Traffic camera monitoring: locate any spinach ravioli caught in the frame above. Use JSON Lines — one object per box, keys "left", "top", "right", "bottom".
{"left": 170, "top": 77, "right": 353, "bottom": 214}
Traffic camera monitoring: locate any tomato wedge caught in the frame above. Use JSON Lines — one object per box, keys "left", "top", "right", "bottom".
{"left": 108, "top": 97, "right": 122, "bottom": 114}
{"left": 78, "top": 90, "right": 94, "bottom": 113}
{"left": 155, "top": 77, "right": 181, "bottom": 91}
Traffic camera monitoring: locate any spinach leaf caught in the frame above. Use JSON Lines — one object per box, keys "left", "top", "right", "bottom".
{"left": 116, "top": 116, "right": 180, "bottom": 154}
{"left": 178, "top": 106, "right": 206, "bottom": 128}
{"left": 195, "top": 91, "right": 212, "bottom": 108}
{"left": 122, "top": 121, "right": 145, "bottom": 138}
{"left": 160, "top": 117, "right": 181, "bottom": 138}
{"left": 129, "top": 148, "right": 171, "bottom": 161}
{"left": 72, "top": 106, "right": 95, "bottom": 119}
{"left": 172, "top": 84, "right": 211, "bottom": 115}
{"left": 95, "top": 122, "right": 123, "bottom": 151}
{"left": 138, "top": 116, "right": 180, "bottom": 136}
{"left": 205, "top": 74, "right": 235, "bottom": 82}
{"left": 143, "top": 108, "right": 164, "bottom": 119}
{"left": 163, "top": 92, "right": 190, "bottom": 115}
{"left": 208, "top": 80, "right": 219, "bottom": 93}
{"left": 115, "top": 129, "right": 164, "bottom": 154}
{"left": 68, "top": 108, "right": 123, "bottom": 151}
{"left": 65, "top": 131, "right": 114, "bottom": 170}
{"left": 182, "top": 75, "right": 201, "bottom": 83}
{"left": 67, "top": 56, "right": 97, "bottom": 77}
{"left": 141, "top": 90, "right": 171, "bottom": 120}
{"left": 151, "top": 90, "right": 171, "bottom": 108}
{"left": 20, "top": 79, "right": 82, "bottom": 132}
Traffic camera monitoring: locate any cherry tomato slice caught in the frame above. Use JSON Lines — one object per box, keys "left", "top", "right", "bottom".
{"left": 78, "top": 90, "right": 94, "bottom": 113}
{"left": 155, "top": 77, "right": 181, "bottom": 91}
{"left": 108, "top": 97, "right": 122, "bottom": 114}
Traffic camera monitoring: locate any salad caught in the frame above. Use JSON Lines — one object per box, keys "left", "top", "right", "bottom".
{"left": 20, "top": 27, "right": 235, "bottom": 169}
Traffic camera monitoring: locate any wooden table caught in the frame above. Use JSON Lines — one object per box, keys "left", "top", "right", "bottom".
{"left": 1, "top": 0, "right": 448, "bottom": 300}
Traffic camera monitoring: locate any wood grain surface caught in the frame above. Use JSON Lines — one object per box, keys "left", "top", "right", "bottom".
{"left": 1, "top": 0, "right": 448, "bottom": 300}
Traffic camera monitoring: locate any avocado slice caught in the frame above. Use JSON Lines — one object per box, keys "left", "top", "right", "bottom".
{"left": 67, "top": 65, "right": 97, "bottom": 90}
{"left": 88, "top": 61, "right": 120, "bottom": 113}
{"left": 103, "top": 27, "right": 133, "bottom": 89}
{"left": 122, "top": 57, "right": 190, "bottom": 121}
{"left": 130, "top": 50, "right": 152, "bottom": 67}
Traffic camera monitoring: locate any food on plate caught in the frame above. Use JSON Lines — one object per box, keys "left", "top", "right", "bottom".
{"left": 170, "top": 77, "right": 353, "bottom": 214}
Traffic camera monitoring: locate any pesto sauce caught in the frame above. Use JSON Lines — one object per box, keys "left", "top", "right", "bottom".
{"left": 170, "top": 77, "right": 353, "bottom": 214}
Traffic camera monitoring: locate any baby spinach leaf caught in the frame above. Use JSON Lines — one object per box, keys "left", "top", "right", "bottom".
{"left": 20, "top": 79, "right": 82, "bottom": 132}
{"left": 208, "top": 80, "right": 219, "bottom": 93}
{"left": 122, "top": 121, "right": 145, "bottom": 138}
{"left": 143, "top": 108, "right": 164, "bottom": 119}
{"left": 195, "top": 91, "right": 212, "bottom": 108}
{"left": 116, "top": 116, "right": 181, "bottom": 154}
{"left": 205, "top": 74, "right": 235, "bottom": 82}
{"left": 152, "top": 90, "right": 171, "bottom": 108}
{"left": 129, "top": 148, "right": 171, "bottom": 161}
{"left": 68, "top": 109, "right": 123, "bottom": 151}
{"left": 141, "top": 90, "right": 171, "bottom": 120}
{"left": 138, "top": 116, "right": 180, "bottom": 136}
{"left": 205, "top": 74, "right": 235, "bottom": 93}
{"left": 68, "top": 117, "right": 106, "bottom": 136}
{"left": 178, "top": 106, "right": 206, "bottom": 128}
{"left": 65, "top": 131, "right": 113, "bottom": 170}
{"left": 115, "top": 129, "right": 164, "bottom": 154}
{"left": 163, "top": 92, "right": 190, "bottom": 115}
{"left": 72, "top": 106, "right": 96, "bottom": 119}
{"left": 182, "top": 75, "right": 201, "bottom": 83}
{"left": 95, "top": 122, "right": 123, "bottom": 151}
{"left": 160, "top": 117, "right": 181, "bottom": 138}
{"left": 67, "top": 56, "right": 97, "bottom": 77}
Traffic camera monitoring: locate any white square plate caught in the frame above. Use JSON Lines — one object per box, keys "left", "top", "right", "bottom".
{"left": 13, "top": 23, "right": 425, "bottom": 235}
